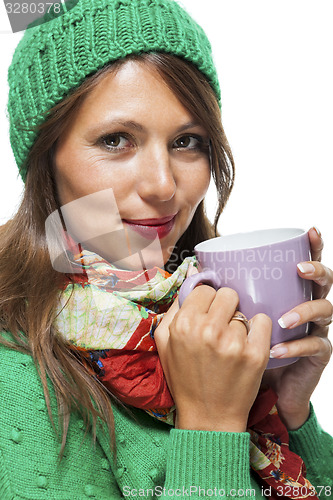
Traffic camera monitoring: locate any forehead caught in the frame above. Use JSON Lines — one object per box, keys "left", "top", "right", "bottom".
{"left": 74, "top": 60, "right": 194, "bottom": 126}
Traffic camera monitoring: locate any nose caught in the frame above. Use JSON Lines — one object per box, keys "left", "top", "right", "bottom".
{"left": 136, "top": 144, "right": 177, "bottom": 203}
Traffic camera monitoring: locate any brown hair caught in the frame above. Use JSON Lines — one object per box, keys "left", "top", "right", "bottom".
{"left": 0, "top": 53, "right": 234, "bottom": 456}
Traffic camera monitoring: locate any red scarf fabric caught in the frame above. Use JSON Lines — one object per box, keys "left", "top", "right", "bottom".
{"left": 248, "top": 390, "right": 318, "bottom": 499}
{"left": 59, "top": 249, "right": 318, "bottom": 499}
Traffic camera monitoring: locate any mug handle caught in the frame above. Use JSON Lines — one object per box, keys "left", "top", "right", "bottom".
{"left": 178, "top": 270, "right": 220, "bottom": 307}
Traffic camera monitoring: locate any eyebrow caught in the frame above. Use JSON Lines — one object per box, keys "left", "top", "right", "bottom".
{"left": 88, "top": 119, "right": 205, "bottom": 136}
{"left": 175, "top": 121, "right": 205, "bottom": 134}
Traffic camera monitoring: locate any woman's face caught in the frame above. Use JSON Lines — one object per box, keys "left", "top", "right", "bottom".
{"left": 54, "top": 60, "right": 210, "bottom": 269}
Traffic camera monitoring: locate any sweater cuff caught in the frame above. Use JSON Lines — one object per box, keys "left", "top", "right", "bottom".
{"left": 164, "top": 429, "right": 251, "bottom": 495}
{"left": 288, "top": 403, "right": 325, "bottom": 463}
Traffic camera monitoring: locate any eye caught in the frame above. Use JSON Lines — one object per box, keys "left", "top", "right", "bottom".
{"left": 173, "top": 135, "right": 208, "bottom": 152}
{"left": 100, "top": 133, "right": 132, "bottom": 151}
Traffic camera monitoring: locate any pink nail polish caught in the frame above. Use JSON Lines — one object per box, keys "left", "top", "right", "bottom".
{"left": 278, "top": 311, "right": 301, "bottom": 329}
{"left": 270, "top": 346, "right": 288, "bottom": 358}
{"left": 313, "top": 226, "right": 321, "bottom": 238}
{"left": 297, "top": 262, "right": 315, "bottom": 274}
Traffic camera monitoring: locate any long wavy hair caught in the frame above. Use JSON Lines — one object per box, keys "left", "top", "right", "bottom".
{"left": 0, "top": 53, "right": 235, "bottom": 456}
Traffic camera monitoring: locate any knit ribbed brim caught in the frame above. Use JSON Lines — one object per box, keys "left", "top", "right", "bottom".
{"left": 7, "top": 0, "right": 221, "bottom": 182}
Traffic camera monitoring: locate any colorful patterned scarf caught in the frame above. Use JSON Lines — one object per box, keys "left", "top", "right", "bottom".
{"left": 54, "top": 248, "right": 318, "bottom": 500}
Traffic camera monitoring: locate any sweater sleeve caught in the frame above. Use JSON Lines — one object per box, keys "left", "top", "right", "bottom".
{"left": 161, "top": 429, "right": 257, "bottom": 498}
{"left": 0, "top": 340, "right": 123, "bottom": 500}
{"left": 288, "top": 404, "right": 333, "bottom": 491}
{"left": 102, "top": 403, "right": 262, "bottom": 499}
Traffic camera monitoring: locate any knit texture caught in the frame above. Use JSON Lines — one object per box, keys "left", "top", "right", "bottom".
{"left": 289, "top": 406, "right": 333, "bottom": 491}
{"left": 0, "top": 335, "right": 332, "bottom": 499}
{"left": 7, "top": 0, "right": 221, "bottom": 182}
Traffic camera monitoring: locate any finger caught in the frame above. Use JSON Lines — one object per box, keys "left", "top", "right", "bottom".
{"left": 179, "top": 284, "right": 217, "bottom": 317}
{"left": 297, "top": 260, "right": 333, "bottom": 289}
{"left": 309, "top": 323, "right": 330, "bottom": 338}
{"left": 228, "top": 311, "right": 250, "bottom": 335}
{"left": 247, "top": 313, "right": 272, "bottom": 351}
{"left": 154, "top": 297, "right": 180, "bottom": 348}
{"left": 270, "top": 335, "right": 332, "bottom": 362}
{"left": 308, "top": 227, "right": 324, "bottom": 262}
{"left": 228, "top": 320, "right": 250, "bottom": 338}
{"left": 278, "top": 298, "right": 333, "bottom": 329}
{"left": 207, "top": 287, "right": 240, "bottom": 325}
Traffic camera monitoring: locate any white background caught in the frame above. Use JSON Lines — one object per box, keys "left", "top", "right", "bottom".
{"left": 0, "top": 1, "right": 332, "bottom": 433}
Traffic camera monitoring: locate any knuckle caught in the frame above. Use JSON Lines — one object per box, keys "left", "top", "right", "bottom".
{"left": 201, "top": 321, "right": 216, "bottom": 339}
{"left": 316, "top": 263, "right": 326, "bottom": 278}
{"left": 317, "top": 336, "right": 332, "bottom": 360}
{"left": 172, "top": 313, "right": 192, "bottom": 336}
{"left": 315, "top": 264, "right": 332, "bottom": 286}
{"left": 326, "top": 338, "right": 333, "bottom": 357}
{"left": 319, "top": 264, "right": 333, "bottom": 283}
{"left": 304, "top": 298, "right": 332, "bottom": 322}
{"left": 250, "top": 347, "right": 269, "bottom": 369}
{"left": 327, "top": 300, "right": 333, "bottom": 318}
{"left": 223, "top": 339, "right": 244, "bottom": 359}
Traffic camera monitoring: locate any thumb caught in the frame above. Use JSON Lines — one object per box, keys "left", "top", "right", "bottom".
{"left": 154, "top": 296, "right": 179, "bottom": 351}
{"left": 247, "top": 313, "right": 272, "bottom": 356}
{"left": 155, "top": 262, "right": 197, "bottom": 351}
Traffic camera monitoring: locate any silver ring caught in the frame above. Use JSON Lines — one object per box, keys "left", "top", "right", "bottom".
{"left": 230, "top": 312, "right": 250, "bottom": 334}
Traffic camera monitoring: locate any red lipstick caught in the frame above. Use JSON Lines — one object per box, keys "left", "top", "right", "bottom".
{"left": 122, "top": 214, "right": 176, "bottom": 240}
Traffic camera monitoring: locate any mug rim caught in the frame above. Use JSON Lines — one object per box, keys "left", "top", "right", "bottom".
{"left": 194, "top": 227, "right": 307, "bottom": 253}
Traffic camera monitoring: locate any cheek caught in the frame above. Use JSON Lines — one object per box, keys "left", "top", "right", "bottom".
{"left": 184, "top": 163, "right": 211, "bottom": 207}
{"left": 55, "top": 158, "right": 134, "bottom": 228}
{"left": 55, "top": 148, "right": 118, "bottom": 205}
{"left": 54, "top": 145, "right": 82, "bottom": 205}
{"left": 54, "top": 170, "right": 78, "bottom": 207}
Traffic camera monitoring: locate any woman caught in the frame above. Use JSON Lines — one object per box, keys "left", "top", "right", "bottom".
{"left": 0, "top": 0, "right": 332, "bottom": 498}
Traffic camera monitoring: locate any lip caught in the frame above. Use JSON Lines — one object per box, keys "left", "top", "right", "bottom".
{"left": 122, "top": 214, "right": 176, "bottom": 226}
{"left": 122, "top": 214, "right": 177, "bottom": 240}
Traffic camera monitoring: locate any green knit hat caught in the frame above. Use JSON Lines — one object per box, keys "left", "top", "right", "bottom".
{"left": 7, "top": 0, "right": 221, "bottom": 182}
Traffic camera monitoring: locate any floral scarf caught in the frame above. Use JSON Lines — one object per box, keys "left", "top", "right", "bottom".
{"left": 54, "top": 248, "right": 318, "bottom": 500}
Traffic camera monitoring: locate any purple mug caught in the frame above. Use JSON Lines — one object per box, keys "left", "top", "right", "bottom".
{"left": 179, "top": 228, "right": 312, "bottom": 369}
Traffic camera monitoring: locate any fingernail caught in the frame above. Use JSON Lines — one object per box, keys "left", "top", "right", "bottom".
{"left": 297, "top": 262, "right": 315, "bottom": 274}
{"left": 278, "top": 311, "right": 301, "bottom": 329}
{"left": 270, "top": 346, "right": 288, "bottom": 358}
{"left": 313, "top": 226, "right": 321, "bottom": 238}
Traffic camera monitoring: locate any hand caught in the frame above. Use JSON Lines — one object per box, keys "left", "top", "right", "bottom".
{"left": 263, "top": 227, "right": 333, "bottom": 430}
{"left": 154, "top": 268, "right": 272, "bottom": 433}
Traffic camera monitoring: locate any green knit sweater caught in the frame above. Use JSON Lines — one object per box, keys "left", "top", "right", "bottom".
{"left": 0, "top": 340, "right": 332, "bottom": 499}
